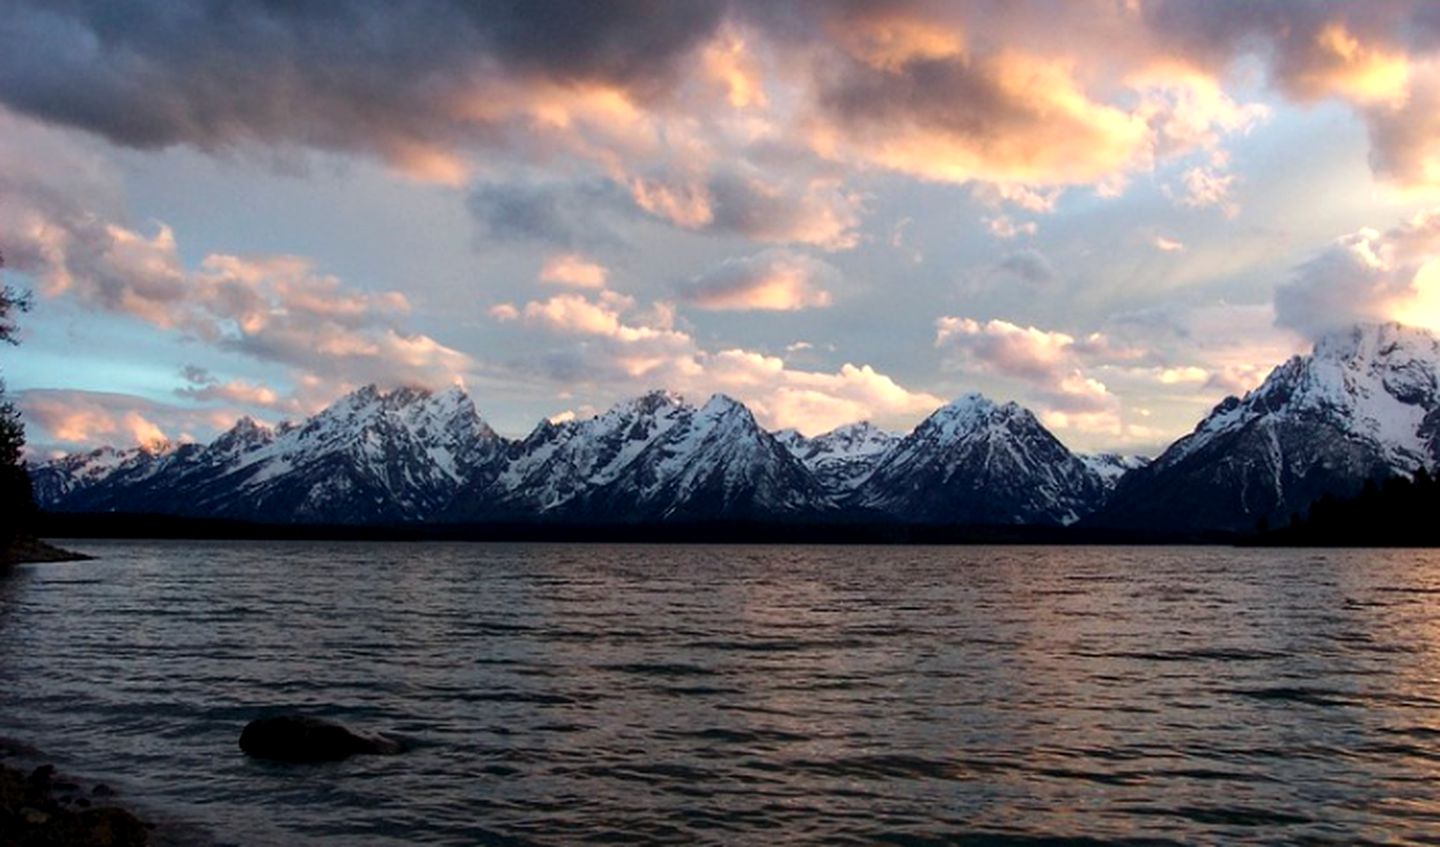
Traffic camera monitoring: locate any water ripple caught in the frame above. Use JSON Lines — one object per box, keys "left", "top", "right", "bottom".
{"left": 2, "top": 541, "right": 1440, "bottom": 845}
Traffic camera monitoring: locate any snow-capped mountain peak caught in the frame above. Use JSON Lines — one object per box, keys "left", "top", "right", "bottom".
{"left": 34, "top": 384, "right": 502, "bottom": 524}
{"left": 1169, "top": 321, "right": 1440, "bottom": 471}
{"left": 619, "top": 389, "right": 685, "bottom": 416}
{"left": 699, "top": 393, "right": 749, "bottom": 418}
{"left": 34, "top": 382, "right": 1126, "bottom": 528}
{"left": 1095, "top": 322, "right": 1440, "bottom": 533}
{"left": 856, "top": 392, "right": 1108, "bottom": 525}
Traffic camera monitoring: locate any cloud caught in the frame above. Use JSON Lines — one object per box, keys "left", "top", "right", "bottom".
{"left": 983, "top": 215, "right": 1037, "bottom": 240}
{"left": 518, "top": 292, "right": 638, "bottom": 339}
{"left": 993, "top": 249, "right": 1057, "bottom": 286}
{"left": 1274, "top": 208, "right": 1440, "bottom": 339}
{"left": 173, "top": 365, "right": 309, "bottom": 414}
{"left": 701, "top": 352, "right": 945, "bottom": 435}
{"left": 702, "top": 25, "right": 768, "bottom": 109}
{"left": 1152, "top": 234, "right": 1186, "bottom": 252}
{"left": 704, "top": 171, "right": 865, "bottom": 251}
{"left": 1366, "top": 64, "right": 1440, "bottom": 188}
{"left": 971, "top": 183, "right": 1065, "bottom": 214}
{"left": 809, "top": 48, "right": 1151, "bottom": 189}
{"left": 490, "top": 287, "right": 939, "bottom": 434}
{"left": 488, "top": 303, "right": 520, "bottom": 322}
{"left": 18, "top": 388, "right": 244, "bottom": 453}
{"left": 680, "top": 248, "right": 837, "bottom": 311}
{"left": 937, "top": 318, "right": 1084, "bottom": 382}
{"left": 1139, "top": 1, "right": 1440, "bottom": 190}
{"left": 540, "top": 253, "right": 609, "bottom": 289}
{"left": 467, "top": 179, "right": 637, "bottom": 248}
{"left": 0, "top": 115, "right": 474, "bottom": 397}
{"left": 1167, "top": 166, "right": 1238, "bottom": 215}
{"left": 6, "top": 0, "right": 1440, "bottom": 209}
{"left": 0, "top": 1, "right": 727, "bottom": 180}
{"left": 934, "top": 316, "right": 1126, "bottom": 426}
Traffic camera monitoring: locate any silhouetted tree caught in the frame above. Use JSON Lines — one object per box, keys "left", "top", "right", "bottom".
{"left": 1257, "top": 467, "right": 1440, "bottom": 546}
{"left": 0, "top": 250, "right": 35, "bottom": 551}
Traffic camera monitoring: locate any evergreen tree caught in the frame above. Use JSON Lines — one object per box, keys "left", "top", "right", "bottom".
{"left": 0, "top": 250, "right": 35, "bottom": 549}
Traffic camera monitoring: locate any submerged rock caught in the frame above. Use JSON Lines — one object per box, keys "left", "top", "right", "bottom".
{"left": 239, "top": 715, "right": 404, "bottom": 763}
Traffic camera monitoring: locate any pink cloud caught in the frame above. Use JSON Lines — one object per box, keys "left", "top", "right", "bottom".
{"left": 539, "top": 253, "right": 609, "bottom": 289}
{"left": 681, "top": 249, "right": 837, "bottom": 311}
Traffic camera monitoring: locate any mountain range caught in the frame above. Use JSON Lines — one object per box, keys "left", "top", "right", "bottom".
{"left": 30, "top": 322, "right": 1440, "bottom": 534}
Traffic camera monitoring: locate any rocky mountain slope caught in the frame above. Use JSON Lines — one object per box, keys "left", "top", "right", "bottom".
{"left": 444, "top": 391, "right": 828, "bottom": 522}
{"left": 35, "top": 386, "right": 502, "bottom": 523}
{"left": 775, "top": 422, "right": 901, "bottom": 495}
{"left": 1093, "top": 322, "right": 1440, "bottom": 533}
{"left": 854, "top": 394, "right": 1113, "bottom": 525}
{"left": 50, "top": 322, "right": 1438, "bottom": 532}
{"left": 45, "top": 324, "right": 1440, "bottom": 530}
{"left": 33, "top": 385, "right": 1114, "bottom": 526}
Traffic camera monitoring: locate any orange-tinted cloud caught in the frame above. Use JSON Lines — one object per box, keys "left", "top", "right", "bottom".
{"left": 680, "top": 249, "right": 837, "bottom": 311}
{"left": 8, "top": 0, "right": 1440, "bottom": 201}
{"left": 19, "top": 389, "right": 212, "bottom": 451}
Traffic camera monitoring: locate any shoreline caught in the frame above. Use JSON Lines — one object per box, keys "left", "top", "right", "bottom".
{"left": 1, "top": 537, "right": 93, "bottom": 567}
{"left": 0, "top": 738, "right": 153, "bottom": 846}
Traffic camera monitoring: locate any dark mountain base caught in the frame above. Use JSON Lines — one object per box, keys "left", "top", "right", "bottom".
{"left": 1249, "top": 472, "right": 1440, "bottom": 547}
{"left": 36, "top": 511, "right": 1233, "bottom": 545}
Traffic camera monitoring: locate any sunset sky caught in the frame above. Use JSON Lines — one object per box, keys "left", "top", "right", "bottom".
{"left": 7, "top": 0, "right": 1440, "bottom": 457}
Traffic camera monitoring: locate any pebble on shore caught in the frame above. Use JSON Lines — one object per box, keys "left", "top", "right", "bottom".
{"left": 0, "top": 746, "right": 152, "bottom": 847}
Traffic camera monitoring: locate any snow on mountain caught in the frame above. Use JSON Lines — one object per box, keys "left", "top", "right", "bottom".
{"left": 1094, "top": 322, "right": 1440, "bottom": 533}
{"left": 456, "top": 389, "right": 691, "bottom": 517}
{"left": 776, "top": 421, "right": 901, "bottom": 494}
{"left": 37, "top": 385, "right": 502, "bottom": 523}
{"left": 1079, "top": 453, "right": 1150, "bottom": 487}
{"left": 28, "top": 442, "right": 180, "bottom": 506}
{"left": 582, "top": 394, "right": 830, "bottom": 520}
{"left": 449, "top": 390, "right": 827, "bottom": 521}
{"left": 33, "top": 382, "right": 1167, "bottom": 528}
{"left": 855, "top": 393, "right": 1110, "bottom": 525}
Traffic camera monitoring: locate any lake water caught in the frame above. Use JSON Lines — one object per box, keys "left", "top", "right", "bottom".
{"left": 4, "top": 542, "right": 1440, "bottom": 845}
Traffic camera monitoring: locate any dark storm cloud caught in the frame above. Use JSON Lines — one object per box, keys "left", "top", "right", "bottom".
{"left": 11, "top": 0, "right": 1440, "bottom": 194}
{"left": 0, "top": 0, "right": 728, "bottom": 156}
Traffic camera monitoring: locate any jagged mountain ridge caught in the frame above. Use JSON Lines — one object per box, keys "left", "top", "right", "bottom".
{"left": 37, "top": 322, "right": 1440, "bottom": 531}
{"left": 32, "top": 384, "right": 1115, "bottom": 525}
{"left": 854, "top": 394, "right": 1114, "bottom": 525}
{"left": 774, "top": 422, "right": 901, "bottom": 495}
{"left": 1093, "top": 322, "right": 1440, "bottom": 533}
{"left": 36, "top": 385, "right": 503, "bottom": 524}
{"left": 442, "top": 390, "right": 829, "bottom": 522}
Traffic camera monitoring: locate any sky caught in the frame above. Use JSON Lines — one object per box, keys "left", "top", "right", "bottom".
{"left": 6, "top": 0, "right": 1440, "bottom": 458}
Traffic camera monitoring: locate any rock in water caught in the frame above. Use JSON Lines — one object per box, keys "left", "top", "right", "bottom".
{"left": 239, "top": 715, "right": 403, "bottom": 762}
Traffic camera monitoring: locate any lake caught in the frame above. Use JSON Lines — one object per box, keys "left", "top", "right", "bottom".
{"left": 3, "top": 541, "right": 1440, "bottom": 845}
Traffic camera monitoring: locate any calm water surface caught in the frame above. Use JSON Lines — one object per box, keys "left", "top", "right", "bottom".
{"left": 3, "top": 541, "right": 1440, "bottom": 845}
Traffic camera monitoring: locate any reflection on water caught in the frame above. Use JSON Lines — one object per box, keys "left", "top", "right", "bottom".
{"left": 3, "top": 542, "right": 1440, "bottom": 844}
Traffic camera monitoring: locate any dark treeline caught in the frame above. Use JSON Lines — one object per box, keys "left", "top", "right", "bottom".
{"left": 1253, "top": 469, "right": 1440, "bottom": 547}
{"left": 1, "top": 249, "right": 38, "bottom": 557}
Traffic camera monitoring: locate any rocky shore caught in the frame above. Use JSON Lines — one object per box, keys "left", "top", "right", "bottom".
{"left": 0, "top": 741, "right": 151, "bottom": 846}
{"left": 1, "top": 537, "right": 91, "bottom": 567}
